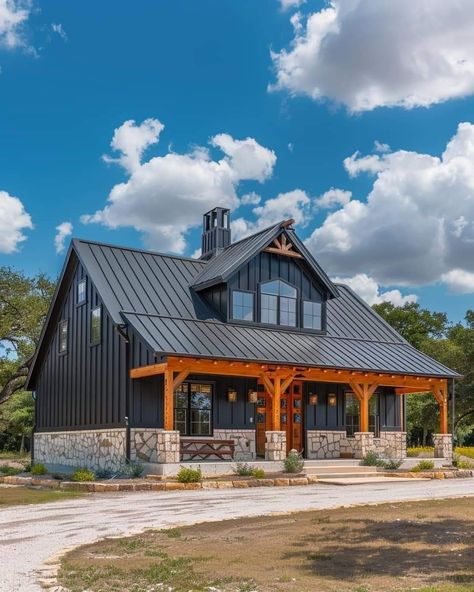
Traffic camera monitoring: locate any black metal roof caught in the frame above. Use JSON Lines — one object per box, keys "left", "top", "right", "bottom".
{"left": 27, "top": 232, "right": 459, "bottom": 387}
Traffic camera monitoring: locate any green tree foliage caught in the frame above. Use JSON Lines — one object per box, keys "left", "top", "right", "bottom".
{"left": 0, "top": 267, "right": 55, "bottom": 404}
{"left": 0, "top": 390, "right": 34, "bottom": 452}
{"left": 373, "top": 302, "right": 474, "bottom": 444}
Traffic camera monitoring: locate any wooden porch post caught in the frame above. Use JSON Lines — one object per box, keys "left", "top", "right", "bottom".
{"left": 433, "top": 383, "right": 449, "bottom": 434}
{"left": 272, "top": 376, "right": 282, "bottom": 431}
{"left": 350, "top": 382, "right": 378, "bottom": 432}
{"left": 164, "top": 366, "right": 174, "bottom": 431}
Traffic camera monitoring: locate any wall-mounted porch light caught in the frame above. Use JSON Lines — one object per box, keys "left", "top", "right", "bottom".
{"left": 227, "top": 389, "right": 238, "bottom": 403}
{"left": 309, "top": 393, "right": 318, "bottom": 405}
{"left": 248, "top": 389, "right": 258, "bottom": 404}
{"left": 328, "top": 393, "right": 337, "bottom": 407}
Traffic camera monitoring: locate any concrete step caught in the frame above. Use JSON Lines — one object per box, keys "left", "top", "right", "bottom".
{"left": 303, "top": 459, "right": 361, "bottom": 467}
{"left": 310, "top": 471, "right": 384, "bottom": 479}
{"left": 304, "top": 465, "right": 378, "bottom": 475}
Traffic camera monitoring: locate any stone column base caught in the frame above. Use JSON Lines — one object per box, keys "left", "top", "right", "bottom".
{"left": 353, "top": 432, "right": 374, "bottom": 459}
{"left": 156, "top": 430, "right": 180, "bottom": 464}
{"left": 433, "top": 433, "right": 453, "bottom": 462}
{"left": 265, "top": 431, "right": 286, "bottom": 461}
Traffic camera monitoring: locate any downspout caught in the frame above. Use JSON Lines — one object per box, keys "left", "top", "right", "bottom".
{"left": 117, "top": 325, "right": 131, "bottom": 463}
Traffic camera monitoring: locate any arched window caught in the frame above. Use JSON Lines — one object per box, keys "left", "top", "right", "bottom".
{"left": 260, "top": 280, "right": 297, "bottom": 327}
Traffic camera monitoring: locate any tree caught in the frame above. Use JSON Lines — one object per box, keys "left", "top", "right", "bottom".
{"left": 0, "top": 267, "right": 55, "bottom": 404}
{"left": 0, "top": 390, "right": 34, "bottom": 452}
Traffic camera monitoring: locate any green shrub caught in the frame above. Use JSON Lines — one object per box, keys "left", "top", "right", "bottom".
{"left": 233, "top": 462, "right": 254, "bottom": 476}
{"left": 382, "top": 457, "right": 403, "bottom": 470}
{"left": 361, "top": 451, "right": 384, "bottom": 467}
{"left": 407, "top": 446, "right": 434, "bottom": 457}
{"left": 31, "top": 463, "right": 47, "bottom": 475}
{"left": 0, "top": 465, "right": 22, "bottom": 476}
{"left": 176, "top": 466, "right": 202, "bottom": 483}
{"left": 252, "top": 468, "right": 265, "bottom": 479}
{"left": 283, "top": 451, "right": 304, "bottom": 474}
{"left": 71, "top": 467, "right": 96, "bottom": 482}
{"left": 95, "top": 467, "right": 115, "bottom": 479}
{"left": 411, "top": 459, "right": 435, "bottom": 472}
{"left": 452, "top": 454, "right": 473, "bottom": 469}
{"left": 125, "top": 461, "right": 144, "bottom": 479}
{"left": 22, "top": 462, "right": 32, "bottom": 473}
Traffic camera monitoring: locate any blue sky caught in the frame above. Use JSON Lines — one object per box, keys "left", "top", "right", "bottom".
{"left": 1, "top": 0, "right": 474, "bottom": 322}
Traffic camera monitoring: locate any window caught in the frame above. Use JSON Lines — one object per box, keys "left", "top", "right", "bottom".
{"left": 232, "top": 290, "right": 254, "bottom": 321}
{"left": 260, "top": 280, "right": 297, "bottom": 327}
{"left": 58, "top": 320, "right": 68, "bottom": 354}
{"left": 345, "top": 392, "right": 380, "bottom": 437}
{"left": 303, "top": 301, "right": 322, "bottom": 330}
{"left": 90, "top": 306, "right": 101, "bottom": 345}
{"left": 77, "top": 279, "right": 86, "bottom": 304}
{"left": 174, "top": 383, "right": 212, "bottom": 436}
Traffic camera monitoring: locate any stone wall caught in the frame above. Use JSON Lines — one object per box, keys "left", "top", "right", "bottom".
{"left": 213, "top": 429, "right": 256, "bottom": 461}
{"left": 156, "top": 431, "right": 180, "bottom": 464}
{"left": 306, "top": 430, "right": 407, "bottom": 460}
{"left": 265, "top": 431, "right": 286, "bottom": 461}
{"left": 373, "top": 431, "right": 407, "bottom": 459}
{"left": 433, "top": 433, "right": 453, "bottom": 462}
{"left": 306, "top": 430, "right": 347, "bottom": 459}
{"left": 130, "top": 429, "right": 159, "bottom": 463}
{"left": 34, "top": 429, "right": 126, "bottom": 471}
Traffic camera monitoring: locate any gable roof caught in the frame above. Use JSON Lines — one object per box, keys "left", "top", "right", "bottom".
{"left": 27, "top": 232, "right": 459, "bottom": 389}
{"left": 191, "top": 220, "right": 340, "bottom": 298}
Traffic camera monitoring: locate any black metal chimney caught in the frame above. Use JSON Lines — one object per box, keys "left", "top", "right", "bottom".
{"left": 200, "top": 207, "right": 231, "bottom": 260}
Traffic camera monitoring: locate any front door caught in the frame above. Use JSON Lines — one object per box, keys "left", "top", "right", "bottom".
{"left": 255, "top": 380, "right": 304, "bottom": 456}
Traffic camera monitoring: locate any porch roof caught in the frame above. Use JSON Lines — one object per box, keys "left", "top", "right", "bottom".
{"left": 123, "top": 311, "right": 458, "bottom": 379}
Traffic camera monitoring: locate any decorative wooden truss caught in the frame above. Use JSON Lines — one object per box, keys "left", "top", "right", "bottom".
{"left": 263, "top": 231, "right": 303, "bottom": 259}
{"left": 130, "top": 356, "right": 449, "bottom": 434}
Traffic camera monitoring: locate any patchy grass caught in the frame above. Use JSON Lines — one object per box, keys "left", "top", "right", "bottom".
{"left": 0, "top": 486, "right": 85, "bottom": 507}
{"left": 0, "top": 451, "right": 30, "bottom": 461}
{"left": 59, "top": 497, "right": 474, "bottom": 592}
{"left": 407, "top": 446, "right": 435, "bottom": 457}
{"left": 456, "top": 447, "right": 474, "bottom": 460}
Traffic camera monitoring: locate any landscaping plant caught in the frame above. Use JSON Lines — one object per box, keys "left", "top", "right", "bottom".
{"left": 411, "top": 459, "right": 435, "bottom": 472}
{"left": 283, "top": 450, "right": 304, "bottom": 474}
{"left": 361, "top": 451, "right": 384, "bottom": 467}
{"left": 30, "top": 463, "right": 47, "bottom": 475}
{"left": 252, "top": 468, "right": 265, "bottom": 479}
{"left": 233, "top": 462, "right": 255, "bottom": 476}
{"left": 406, "top": 446, "right": 434, "bottom": 457}
{"left": 176, "top": 466, "right": 202, "bottom": 483}
{"left": 125, "top": 461, "right": 144, "bottom": 478}
{"left": 71, "top": 467, "right": 96, "bottom": 482}
{"left": 0, "top": 465, "right": 22, "bottom": 476}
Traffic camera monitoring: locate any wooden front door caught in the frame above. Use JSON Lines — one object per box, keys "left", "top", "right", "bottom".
{"left": 255, "top": 380, "right": 304, "bottom": 456}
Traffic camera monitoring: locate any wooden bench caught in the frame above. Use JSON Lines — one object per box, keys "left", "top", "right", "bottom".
{"left": 180, "top": 438, "right": 235, "bottom": 461}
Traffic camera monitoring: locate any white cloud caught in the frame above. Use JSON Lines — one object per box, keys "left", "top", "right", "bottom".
{"left": 280, "top": 0, "right": 306, "bottom": 12}
{"left": 374, "top": 140, "right": 390, "bottom": 154}
{"left": 441, "top": 269, "right": 474, "bottom": 294}
{"left": 271, "top": 0, "right": 474, "bottom": 112}
{"left": 332, "top": 273, "right": 417, "bottom": 307}
{"left": 0, "top": 190, "right": 32, "bottom": 252}
{"left": 83, "top": 119, "right": 277, "bottom": 253}
{"left": 315, "top": 188, "right": 351, "bottom": 209}
{"left": 51, "top": 23, "right": 67, "bottom": 42}
{"left": 0, "top": 0, "right": 30, "bottom": 49}
{"left": 306, "top": 122, "right": 474, "bottom": 293}
{"left": 232, "top": 189, "right": 310, "bottom": 241}
{"left": 240, "top": 192, "right": 261, "bottom": 206}
{"left": 54, "top": 221, "right": 72, "bottom": 254}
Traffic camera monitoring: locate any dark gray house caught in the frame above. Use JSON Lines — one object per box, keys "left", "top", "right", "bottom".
{"left": 27, "top": 208, "right": 457, "bottom": 473}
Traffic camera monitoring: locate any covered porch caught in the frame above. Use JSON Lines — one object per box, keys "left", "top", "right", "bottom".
{"left": 129, "top": 356, "right": 452, "bottom": 465}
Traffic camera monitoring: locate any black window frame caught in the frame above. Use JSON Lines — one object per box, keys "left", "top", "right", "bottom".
{"left": 259, "top": 279, "right": 298, "bottom": 328}
{"left": 344, "top": 391, "right": 380, "bottom": 437}
{"left": 90, "top": 306, "right": 102, "bottom": 346}
{"left": 58, "top": 319, "right": 68, "bottom": 355}
{"left": 173, "top": 381, "right": 213, "bottom": 436}
{"left": 231, "top": 289, "right": 255, "bottom": 322}
{"left": 302, "top": 300, "right": 323, "bottom": 330}
{"left": 77, "top": 278, "right": 87, "bottom": 305}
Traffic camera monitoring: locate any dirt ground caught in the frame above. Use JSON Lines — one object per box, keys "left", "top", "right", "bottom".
{"left": 0, "top": 486, "right": 84, "bottom": 506}
{"left": 59, "top": 497, "right": 474, "bottom": 592}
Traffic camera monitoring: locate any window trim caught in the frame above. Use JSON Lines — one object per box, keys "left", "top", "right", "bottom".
{"left": 302, "top": 299, "right": 323, "bottom": 331}
{"left": 231, "top": 289, "right": 255, "bottom": 322}
{"left": 90, "top": 305, "right": 102, "bottom": 346}
{"left": 173, "top": 381, "right": 214, "bottom": 436}
{"left": 77, "top": 278, "right": 87, "bottom": 305}
{"left": 58, "top": 319, "right": 68, "bottom": 355}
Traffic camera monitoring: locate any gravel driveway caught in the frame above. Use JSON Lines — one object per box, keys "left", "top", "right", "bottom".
{"left": 1, "top": 478, "right": 474, "bottom": 592}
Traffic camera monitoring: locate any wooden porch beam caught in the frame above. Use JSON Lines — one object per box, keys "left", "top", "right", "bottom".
{"left": 173, "top": 368, "right": 191, "bottom": 390}
{"left": 260, "top": 373, "right": 275, "bottom": 396}
{"left": 130, "top": 362, "right": 167, "bottom": 379}
{"left": 263, "top": 246, "right": 303, "bottom": 259}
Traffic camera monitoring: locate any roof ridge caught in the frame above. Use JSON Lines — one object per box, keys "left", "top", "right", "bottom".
{"left": 222, "top": 220, "right": 283, "bottom": 249}
{"left": 121, "top": 310, "right": 410, "bottom": 347}
{"left": 72, "top": 237, "right": 207, "bottom": 264}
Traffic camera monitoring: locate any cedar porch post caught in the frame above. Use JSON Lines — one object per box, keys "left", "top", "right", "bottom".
{"left": 164, "top": 366, "right": 174, "bottom": 431}
{"left": 433, "top": 383, "right": 449, "bottom": 434}
{"left": 272, "top": 376, "right": 282, "bottom": 431}
{"left": 350, "top": 382, "right": 378, "bottom": 432}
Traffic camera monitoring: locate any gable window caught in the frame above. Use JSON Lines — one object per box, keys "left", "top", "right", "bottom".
{"left": 232, "top": 290, "right": 254, "bottom": 321}
{"left": 58, "top": 320, "right": 68, "bottom": 354}
{"left": 303, "top": 301, "right": 322, "bottom": 330}
{"left": 90, "top": 306, "right": 101, "bottom": 345}
{"left": 174, "top": 383, "right": 212, "bottom": 435}
{"left": 77, "top": 279, "right": 86, "bottom": 304}
{"left": 260, "top": 280, "right": 297, "bottom": 327}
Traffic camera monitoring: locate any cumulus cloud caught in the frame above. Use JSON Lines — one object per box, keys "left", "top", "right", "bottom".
{"left": 374, "top": 140, "right": 390, "bottom": 154}
{"left": 271, "top": 0, "right": 474, "bottom": 112}
{"left": 51, "top": 23, "right": 67, "bottom": 42}
{"left": 279, "top": 0, "right": 306, "bottom": 11}
{"left": 332, "top": 273, "right": 417, "bottom": 307}
{"left": 83, "top": 119, "right": 277, "bottom": 253}
{"left": 232, "top": 189, "right": 310, "bottom": 241}
{"left": 240, "top": 192, "right": 261, "bottom": 206}
{"left": 306, "top": 122, "right": 474, "bottom": 293}
{"left": 0, "top": 190, "right": 32, "bottom": 252}
{"left": 0, "top": 0, "right": 30, "bottom": 49}
{"left": 315, "top": 188, "right": 351, "bottom": 209}
{"left": 54, "top": 221, "right": 73, "bottom": 254}
{"left": 441, "top": 269, "right": 474, "bottom": 294}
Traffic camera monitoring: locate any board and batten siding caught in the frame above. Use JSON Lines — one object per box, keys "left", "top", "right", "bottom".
{"left": 35, "top": 260, "right": 127, "bottom": 431}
